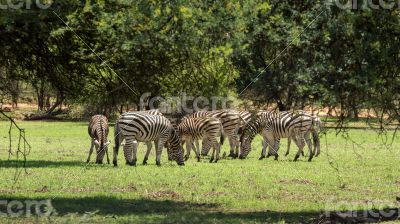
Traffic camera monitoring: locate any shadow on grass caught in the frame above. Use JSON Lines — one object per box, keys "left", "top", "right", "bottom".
{"left": 0, "top": 196, "right": 319, "bottom": 222}
{"left": 1, "top": 196, "right": 399, "bottom": 223}
{"left": 0, "top": 160, "right": 83, "bottom": 168}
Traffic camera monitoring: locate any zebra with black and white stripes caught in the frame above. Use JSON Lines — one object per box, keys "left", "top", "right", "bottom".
{"left": 87, "top": 115, "right": 111, "bottom": 164}
{"left": 278, "top": 110, "right": 321, "bottom": 158}
{"left": 182, "top": 110, "right": 240, "bottom": 158}
{"left": 177, "top": 117, "right": 224, "bottom": 163}
{"left": 239, "top": 110, "right": 319, "bottom": 161}
{"left": 113, "top": 113, "right": 184, "bottom": 166}
{"left": 117, "top": 109, "right": 174, "bottom": 165}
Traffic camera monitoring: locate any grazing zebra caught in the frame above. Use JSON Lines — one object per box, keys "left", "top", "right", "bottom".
{"left": 239, "top": 110, "right": 319, "bottom": 161}
{"left": 182, "top": 110, "right": 240, "bottom": 158}
{"left": 113, "top": 113, "right": 184, "bottom": 166}
{"left": 279, "top": 111, "right": 321, "bottom": 158}
{"left": 201, "top": 110, "right": 253, "bottom": 158}
{"left": 259, "top": 111, "right": 321, "bottom": 160}
{"left": 177, "top": 117, "right": 224, "bottom": 163}
{"left": 87, "top": 115, "right": 110, "bottom": 164}
{"left": 117, "top": 109, "right": 174, "bottom": 165}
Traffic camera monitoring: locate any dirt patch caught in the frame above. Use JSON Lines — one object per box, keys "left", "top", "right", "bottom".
{"left": 0, "top": 189, "right": 16, "bottom": 194}
{"left": 148, "top": 191, "right": 181, "bottom": 199}
{"left": 394, "top": 180, "right": 400, "bottom": 186}
{"left": 256, "top": 195, "right": 269, "bottom": 200}
{"left": 34, "top": 186, "right": 49, "bottom": 193}
{"left": 279, "top": 179, "right": 313, "bottom": 185}
{"left": 64, "top": 187, "right": 93, "bottom": 193}
{"left": 111, "top": 184, "right": 137, "bottom": 193}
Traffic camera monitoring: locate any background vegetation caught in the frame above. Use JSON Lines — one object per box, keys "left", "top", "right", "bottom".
{"left": 0, "top": 0, "right": 399, "bottom": 126}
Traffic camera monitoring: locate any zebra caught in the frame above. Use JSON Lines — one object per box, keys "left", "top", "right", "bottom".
{"left": 181, "top": 110, "right": 240, "bottom": 159}
{"left": 279, "top": 111, "right": 321, "bottom": 158}
{"left": 113, "top": 113, "right": 184, "bottom": 166}
{"left": 258, "top": 110, "right": 321, "bottom": 160}
{"left": 200, "top": 110, "right": 252, "bottom": 158}
{"left": 116, "top": 109, "right": 174, "bottom": 165}
{"left": 87, "top": 115, "right": 111, "bottom": 164}
{"left": 239, "top": 110, "right": 319, "bottom": 161}
{"left": 177, "top": 116, "right": 224, "bottom": 163}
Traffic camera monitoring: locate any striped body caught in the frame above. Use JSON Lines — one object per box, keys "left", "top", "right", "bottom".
{"left": 240, "top": 110, "right": 318, "bottom": 161}
{"left": 117, "top": 109, "right": 174, "bottom": 164}
{"left": 177, "top": 117, "right": 224, "bottom": 162}
{"left": 113, "top": 113, "right": 184, "bottom": 166}
{"left": 183, "top": 110, "right": 241, "bottom": 158}
{"left": 87, "top": 115, "right": 110, "bottom": 164}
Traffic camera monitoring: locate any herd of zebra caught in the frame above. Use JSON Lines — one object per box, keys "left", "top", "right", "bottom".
{"left": 87, "top": 109, "right": 322, "bottom": 166}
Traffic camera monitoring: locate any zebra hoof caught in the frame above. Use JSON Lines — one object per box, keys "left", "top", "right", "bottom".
{"left": 197, "top": 157, "right": 200, "bottom": 162}
{"left": 293, "top": 155, "right": 299, "bottom": 161}
{"left": 209, "top": 158, "right": 214, "bottom": 163}
{"left": 142, "top": 160, "right": 148, "bottom": 165}
{"left": 227, "top": 152, "right": 235, "bottom": 158}
{"left": 274, "top": 156, "right": 279, "bottom": 161}
{"left": 259, "top": 156, "right": 265, "bottom": 160}
{"left": 113, "top": 162, "right": 118, "bottom": 167}
{"left": 156, "top": 162, "right": 161, "bottom": 166}
{"left": 284, "top": 152, "right": 289, "bottom": 157}
{"left": 214, "top": 159, "right": 219, "bottom": 163}
{"left": 233, "top": 153, "right": 238, "bottom": 159}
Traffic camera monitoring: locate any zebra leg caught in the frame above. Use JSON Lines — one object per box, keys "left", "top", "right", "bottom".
{"left": 86, "top": 139, "right": 95, "bottom": 163}
{"left": 273, "top": 139, "right": 280, "bottom": 160}
{"left": 201, "top": 138, "right": 210, "bottom": 156}
{"left": 155, "top": 139, "right": 165, "bottom": 166}
{"left": 210, "top": 141, "right": 216, "bottom": 163}
{"left": 215, "top": 139, "right": 222, "bottom": 163}
{"left": 131, "top": 141, "right": 138, "bottom": 166}
{"left": 105, "top": 147, "right": 110, "bottom": 164}
{"left": 293, "top": 137, "right": 305, "bottom": 162}
{"left": 233, "top": 137, "right": 240, "bottom": 159}
{"left": 184, "top": 140, "right": 192, "bottom": 161}
{"left": 143, "top": 141, "right": 152, "bottom": 165}
{"left": 285, "top": 137, "right": 291, "bottom": 157}
{"left": 259, "top": 140, "right": 267, "bottom": 160}
{"left": 304, "top": 132, "right": 313, "bottom": 159}
{"left": 228, "top": 136, "right": 235, "bottom": 158}
{"left": 312, "top": 129, "right": 321, "bottom": 157}
{"left": 194, "top": 140, "right": 201, "bottom": 162}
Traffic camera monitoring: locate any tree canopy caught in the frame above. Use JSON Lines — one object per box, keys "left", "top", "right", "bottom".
{"left": 0, "top": 0, "right": 399, "bottom": 126}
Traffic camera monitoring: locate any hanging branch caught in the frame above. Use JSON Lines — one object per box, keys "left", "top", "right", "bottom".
{"left": 1, "top": 110, "right": 31, "bottom": 175}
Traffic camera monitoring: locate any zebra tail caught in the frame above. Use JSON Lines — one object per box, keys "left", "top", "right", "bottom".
{"left": 311, "top": 116, "right": 321, "bottom": 156}
{"left": 312, "top": 129, "right": 320, "bottom": 156}
{"left": 99, "top": 120, "right": 105, "bottom": 157}
{"left": 220, "top": 123, "right": 225, "bottom": 145}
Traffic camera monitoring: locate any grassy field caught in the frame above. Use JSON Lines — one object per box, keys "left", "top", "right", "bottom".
{"left": 0, "top": 120, "right": 399, "bottom": 223}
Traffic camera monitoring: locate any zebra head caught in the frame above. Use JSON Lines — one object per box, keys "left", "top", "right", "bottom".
{"left": 169, "top": 129, "right": 185, "bottom": 166}
{"left": 239, "top": 134, "right": 252, "bottom": 159}
{"left": 94, "top": 140, "right": 111, "bottom": 164}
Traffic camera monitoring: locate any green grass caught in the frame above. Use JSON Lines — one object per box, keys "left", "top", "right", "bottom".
{"left": 0, "top": 121, "right": 399, "bottom": 223}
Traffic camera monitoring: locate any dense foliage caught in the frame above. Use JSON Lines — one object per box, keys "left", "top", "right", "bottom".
{"left": 0, "top": 0, "right": 399, "bottom": 125}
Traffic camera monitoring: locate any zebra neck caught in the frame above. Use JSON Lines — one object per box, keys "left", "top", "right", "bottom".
{"left": 247, "top": 120, "right": 262, "bottom": 140}
{"left": 169, "top": 129, "right": 180, "bottom": 148}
